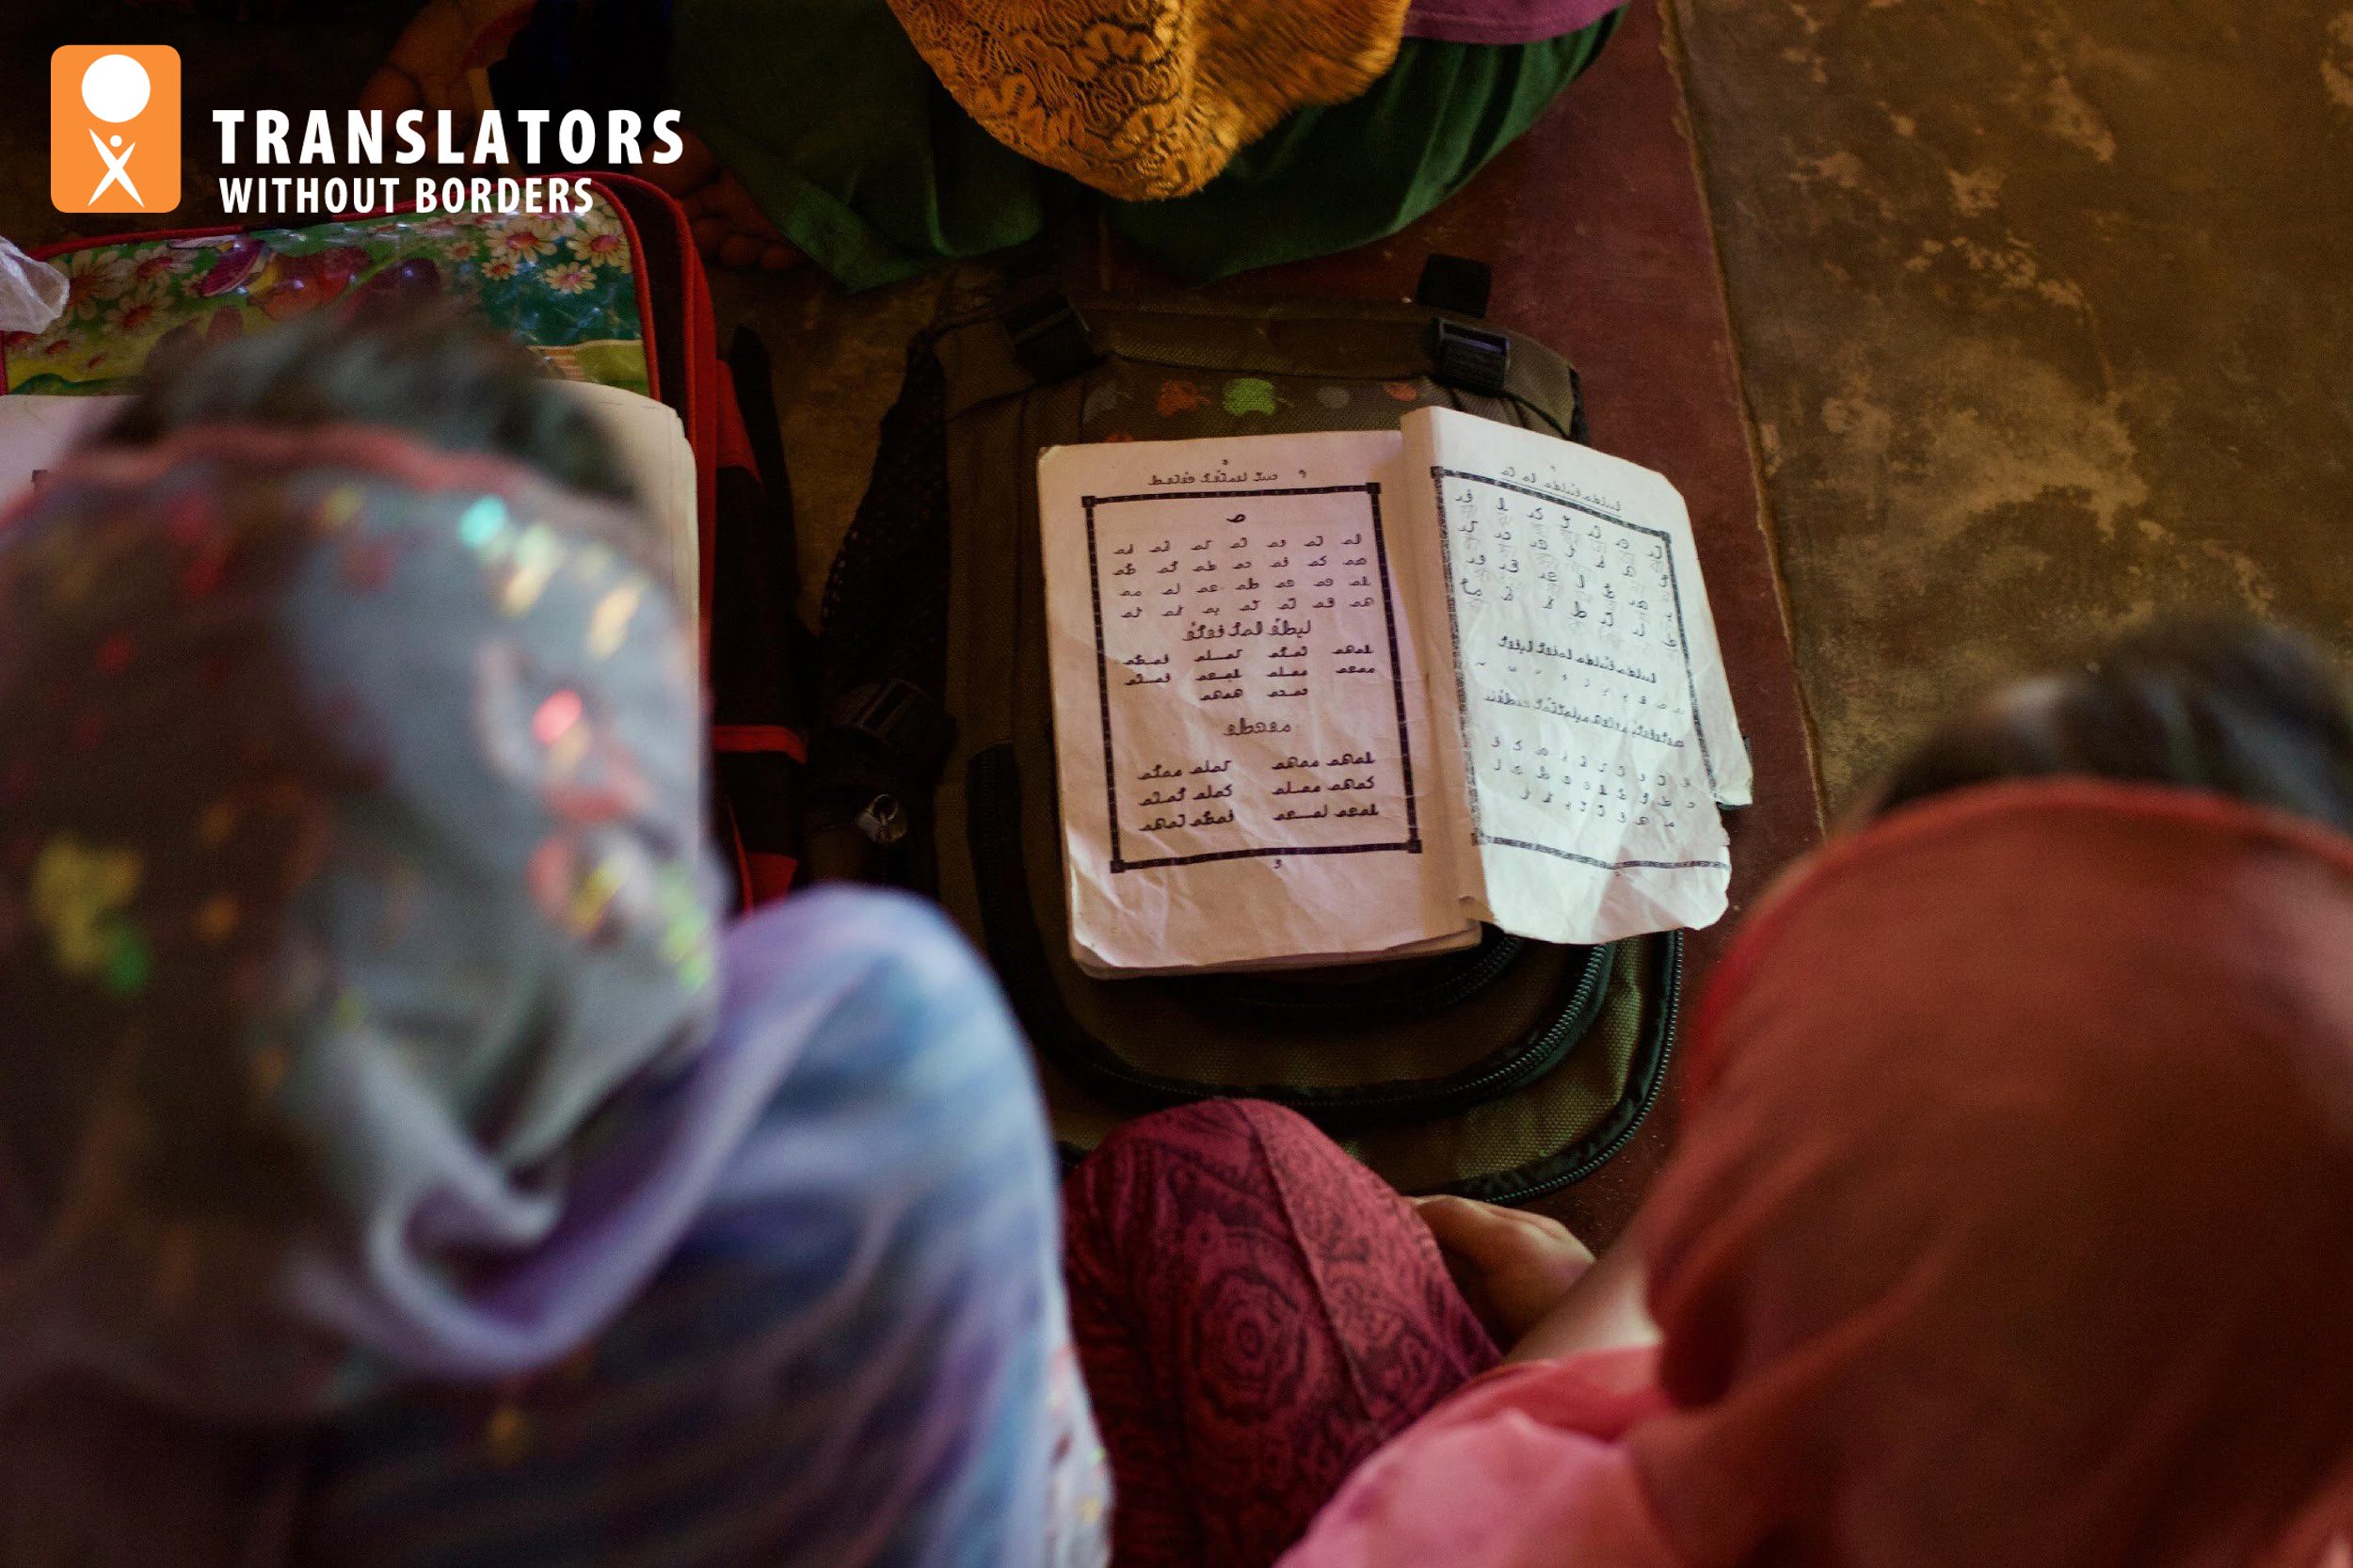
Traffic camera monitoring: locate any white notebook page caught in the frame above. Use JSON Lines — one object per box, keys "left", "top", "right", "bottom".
{"left": 1037, "top": 431, "right": 1471, "bottom": 975}
{"left": 1400, "top": 406, "right": 1749, "bottom": 945}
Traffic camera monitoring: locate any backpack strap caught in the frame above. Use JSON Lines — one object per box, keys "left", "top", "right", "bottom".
{"left": 1417, "top": 253, "right": 1513, "bottom": 396}
{"left": 1427, "top": 318, "right": 1513, "bottom": 396}
{"left": 806, "top": 675, "right": 959, "bottom": 878}
{"left": 707, "top": 328, "right": 811, "bottom": 906}
{"left": 834, "top": 678, "right": 958, "bottom": 802}
{"left": 1000, "top": 276, "right": 1099, "bottom": 384}
{"left": 805, "top": 336, "right": 961, "bottom": 884}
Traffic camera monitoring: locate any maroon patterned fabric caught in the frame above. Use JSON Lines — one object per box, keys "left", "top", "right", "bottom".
{"left": 1064, "top": 1101, "right": 1499, "bottom": 1568}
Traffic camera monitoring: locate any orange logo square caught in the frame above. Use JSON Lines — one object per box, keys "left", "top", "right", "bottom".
{"left": 52, "top": 47, "right": 182, "bottom": 215}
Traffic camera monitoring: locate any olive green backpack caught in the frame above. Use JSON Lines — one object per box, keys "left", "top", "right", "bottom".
{"left": 810, "top": 262, "right": 1680, "bottom": 1200}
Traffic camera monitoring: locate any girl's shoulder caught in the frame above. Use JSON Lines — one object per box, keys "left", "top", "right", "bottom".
{"left": 715, "top": 885, "right": 1014, "bottom": 1057}
{"left": 1279, "top": 1349, "right": 1678, "bottom": 1568}
{"left": 710, "top": 884, "right": 1048, "bottom": 1183}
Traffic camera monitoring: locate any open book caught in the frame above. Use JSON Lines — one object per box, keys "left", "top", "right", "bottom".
{"left": 1039, "top": 407, "right": 1750, "bottom": 976}
{"left": 0, "top": 383, "right": 700, "bottom": 619}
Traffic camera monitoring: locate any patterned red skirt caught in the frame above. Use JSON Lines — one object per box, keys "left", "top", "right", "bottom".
{"left": 1064, "top": 1100, "right": 1500, "bottom": 1568}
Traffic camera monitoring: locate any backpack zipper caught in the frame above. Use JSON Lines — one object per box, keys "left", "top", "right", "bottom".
{"left": 1466, "top": 930, "right": 1683, "bottom": 1204}
{"left": 967, "top": 744, "right": 1617, "bottom": 1128}
{"left": 1178, "top": 929, "right": 1529, "bottom": 1025}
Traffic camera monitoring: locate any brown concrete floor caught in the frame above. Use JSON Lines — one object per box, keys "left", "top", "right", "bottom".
{"left": 1668, "top": 0, "right": 2353, "bottom": 808}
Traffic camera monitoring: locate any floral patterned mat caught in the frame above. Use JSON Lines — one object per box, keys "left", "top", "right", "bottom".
{"left": 6, "top": 205, "right": 648, "bottom": 397}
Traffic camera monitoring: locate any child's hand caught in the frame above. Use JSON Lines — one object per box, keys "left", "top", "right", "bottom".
{"left": 1413, "top": 1194, "right": 1595, "bottom": 1345}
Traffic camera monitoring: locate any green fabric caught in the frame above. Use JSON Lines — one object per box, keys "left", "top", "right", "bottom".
{"left": 664, "top": 1, "right": 1621, "bottom": 292}
{"left": 664, "top": 0, "right": 1065, "bottom": 290}
{"left": 1109, "top": 17, "right": 1620, "bottom": 281}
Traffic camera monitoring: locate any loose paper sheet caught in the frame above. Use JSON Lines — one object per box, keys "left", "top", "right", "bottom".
{"left": 1038, "top": 433, "right": 1470, "bottom": 974}
{"left": 1401, "top": 407, "right": 1750, "bottom": 945}
{"left": 0, "top": 385, "right": 699, "bottom": 618}
{"left": 0, "top": 393, "right": 123, "bottom": 500}
{"left": 553, "top": 381, "right": 701, "bottom": 622}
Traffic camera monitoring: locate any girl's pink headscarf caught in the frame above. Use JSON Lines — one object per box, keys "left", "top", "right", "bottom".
{"left": 1632, "top": 779, "right": 2353, "bottom": 1567}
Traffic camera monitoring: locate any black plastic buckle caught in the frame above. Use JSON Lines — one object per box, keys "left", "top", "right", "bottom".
{"left": 1428, "top": 319, "right": 1513, "bottom": 396}
{"left": 1001, "top": 286, "right": 1097, "bottom": 385}
{"left": 839, "top": 678, "right": 957, "bottom": 773}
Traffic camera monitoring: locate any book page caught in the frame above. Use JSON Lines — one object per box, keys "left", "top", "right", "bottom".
{"left": 0, "top": 393, "right": 127, "bottom": 502}
{"left": 1401, "top": 407, "right": 1751, "bottom": 944}
{"left": 558, "top": 381, "right": 700, "bottom": 623}
{"left": 0, "top": 386, "right": 699, "bottom": 620}
{"left": 1039, "top": 431, "right": 1472, "bottom": 975}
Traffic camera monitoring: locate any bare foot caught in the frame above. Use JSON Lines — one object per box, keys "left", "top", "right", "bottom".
{"left": 364, "top": 0, "right": 800, "bottom": 273}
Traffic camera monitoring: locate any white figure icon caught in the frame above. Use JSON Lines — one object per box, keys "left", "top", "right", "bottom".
{"left": 81, "top": 54, "right": 151, "bottom": 209}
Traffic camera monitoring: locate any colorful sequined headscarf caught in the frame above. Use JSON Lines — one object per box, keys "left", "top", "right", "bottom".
{"left": 0, "top": 423, "right": 720, "bottom": 1416}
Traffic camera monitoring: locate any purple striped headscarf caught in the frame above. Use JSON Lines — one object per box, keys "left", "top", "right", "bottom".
{"left": 0, "top": 421, "right": 735, "bottom": 1420}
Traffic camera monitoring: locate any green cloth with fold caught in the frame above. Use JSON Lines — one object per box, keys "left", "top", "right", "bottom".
{"left": 665, "top": 0, "right": 1619, "bottom": 291}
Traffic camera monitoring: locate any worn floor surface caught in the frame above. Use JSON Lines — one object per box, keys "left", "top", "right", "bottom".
{"left": 1669, "top": 0, "right": 2353, "bottom": 808}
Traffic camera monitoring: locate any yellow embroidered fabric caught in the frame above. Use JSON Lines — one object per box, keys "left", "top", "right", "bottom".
{"left": 885, "top": 0, "right": 1414, "bottom": 200}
